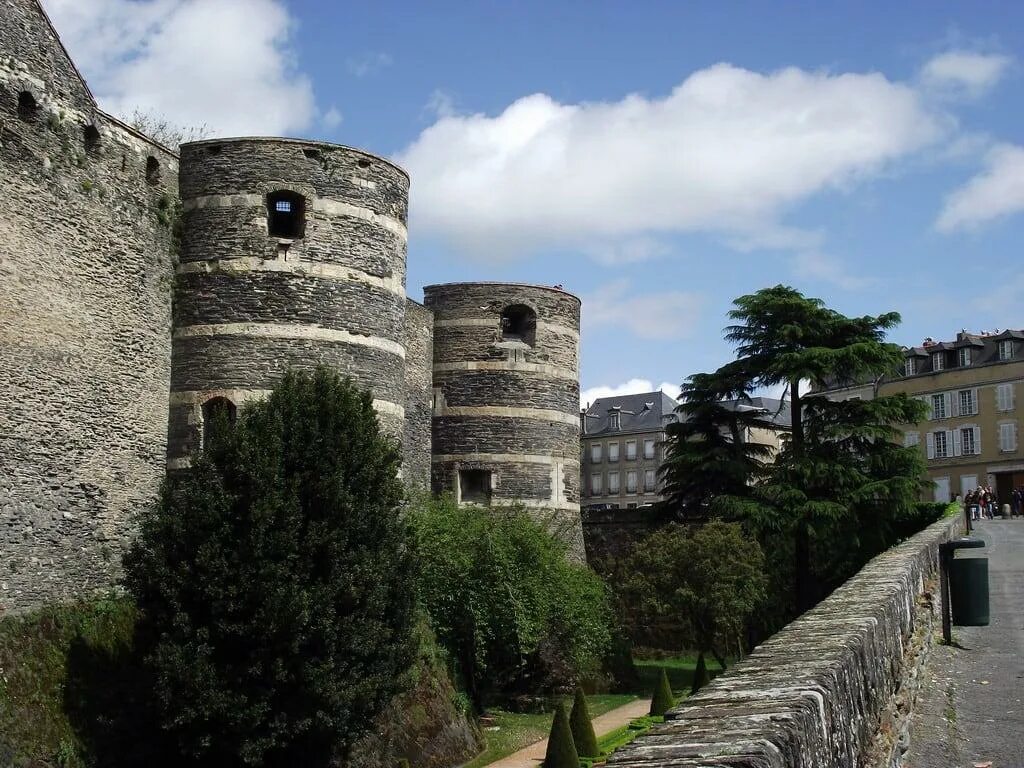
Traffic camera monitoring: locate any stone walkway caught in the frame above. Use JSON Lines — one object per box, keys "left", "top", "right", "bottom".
{"left": 906, "top": 518, "right": 1024, "bottom": 768}
{"left": 485, "top": 697, "right": 651, "bottom": 768}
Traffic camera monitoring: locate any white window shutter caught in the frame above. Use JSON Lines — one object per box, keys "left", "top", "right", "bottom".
{"left": 1011, "top": 385, "right": 1017, "bottom": 411}
{"left": 922, "top": 395, "right": 933, "bottom": 420}
{"left": 973, "top": 425, "right": 981, "bottom": 454}
{"left": 926, "top": 431, "right": 935, "bottom": 459}
{"left": 951, "top": 391, "right": 960, "bottom": 417}
{"left": 944, "top": 392, "right": 953, "bottom": 418}
{"left": 1013, "top": 423, "right": 1020, "bottom": 452}
{"left": 952, "top": 428, "right": 961, "bottom": 457}
{"left": 972, "top": 388, "right": 979, "bottom": 415}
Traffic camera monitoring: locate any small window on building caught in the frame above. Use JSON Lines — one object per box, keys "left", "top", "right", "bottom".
{"left": 643, "top": 439, "right": 655, "bottom": 459}
{"left": 607, "top": 471, "right": 620, "bottom": 494}
{"left": 201, "top": 396, "right": 237, "bottom": 447}
{"left": 998, "top": 339, "right": 1013, "bottom": 361}
{"left": 644, "top": 469, "right": 656, "bottom": 492}
{"left": 931, "top": 393, "right": 947, "bottom": 420}
{"left": 933, "top": 430, "right": 949, "bottom": 458}
{"left": 998, "top": 422, "right": 1018, "bottom": 452}
{"left": 609, "top": 410, "right": 621, "bottom": 430}
{"left": 590, "top": 472, "right": 602, "bottom": 495}
{"left": 607, "top": 442, "right": 619, "bottom": 462}
{"left": 17, "top": 90, "right": 39, "bottom": 120}
{"left": 590, "top": 443, "right": 602, "bottom": 463}
{"left": 958, "top": 347, "right": 972, "bottom": 367}
{"left": 996, "top": 383, "right": 1015, "bottom": 412}
{"left": 459, "top": 469, "right": 492, "bottom": 505}
{"left": 904, "top": 357, "right": 916, "bottom": 377}
{"left": 83, "top": 124, "right": 101, "bottom": 154}
{"left": 960, "top": 426, "right": 977, "bottom": 456}
{"left": 500, "top": 304, "right": 537, "bottom": 347}
{"left": 903, "top": 431, "right": 920, "bottom": 448}
{"left": 146, "top": 155, "right": 160, "bottom": 185}
{"left": 959, "top": 389, "right": 976, "bottom": 416}
{"left": 932, "top": 352, "right": 945, "bottom": 371}
{"left": 625, "top": 440, "right": 637, "bottom": 460}
{"left": 626, "top": 470, "right": 638, "bottom": 493}
{"left": 266, "top": 190, "right": 306, "bottom": 239}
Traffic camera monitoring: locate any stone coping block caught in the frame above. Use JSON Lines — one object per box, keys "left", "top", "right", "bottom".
{"left": 607, "top": 514, "right": 963, "bottom": 768}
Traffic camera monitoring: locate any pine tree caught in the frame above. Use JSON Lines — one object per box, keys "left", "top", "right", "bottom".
{"left": 544, "top": 703, "right": 580, "bottom": 768}
{"left": 568, "top": 687, "right": 599, "bottom": 758}
{"left": 690, "top": 653, "right": 709, "bottom": 695}
{"left": 649, "top": 667, "right": 674, "bottom": 717}
{"left": 124, "top": 368, "right": 418, "bottom": 766}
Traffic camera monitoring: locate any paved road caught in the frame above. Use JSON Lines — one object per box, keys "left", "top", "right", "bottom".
{"left": 485, "top": 697, "right": 651, "bottom": 768}
{"left": 906, "top": 518, "right": 1024, "bottom": 768}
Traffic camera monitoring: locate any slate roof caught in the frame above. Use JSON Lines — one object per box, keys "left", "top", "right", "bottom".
{"left": 581, "top": 391, "right": 791, "bottom": 436}
{"left": 582, "top": 391, "right": 680, "bottom": 436}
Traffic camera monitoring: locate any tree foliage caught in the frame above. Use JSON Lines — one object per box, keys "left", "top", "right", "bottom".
{"left": 409, "top": 496, "right": 612, "bottom": 708}
{"left": 660, "top": 285, "right": 928, "bottom": 617}
{"left": 126, "top": 108, "right": 211, "bottom": 150}
{"left": 124, "top": 368, "right": 417, "bottom": 766}
{"left": 616, "top": 522, "right": 766, "bottom": 661}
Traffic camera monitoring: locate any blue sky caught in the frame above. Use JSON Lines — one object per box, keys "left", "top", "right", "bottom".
{"left": 46, "top": 0, "right": 1024, "bottom": 403}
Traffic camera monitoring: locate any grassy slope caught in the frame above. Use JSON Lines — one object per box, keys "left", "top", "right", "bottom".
{"left": 0, "top": 595, "right": 136, "bottom": 768}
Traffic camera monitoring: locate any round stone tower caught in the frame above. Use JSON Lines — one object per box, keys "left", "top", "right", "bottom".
{"left": 423, "top": 282, "right": 583, "bottom": 551}
{"left": 168, "top": 137, "right": 409, "bottom": 466}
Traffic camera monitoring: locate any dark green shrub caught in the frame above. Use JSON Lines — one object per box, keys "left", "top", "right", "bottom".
{"left": 649, "top": 668, "right": 674, "bottom": 717}
{"left": 690, "top": 653, "right": 709, "bottom": 695}
{"left": 543, "top": 703, "right": 579, "bottom": 768}
{"left": 568, "top": 687, "right": 598, "bottom": 757}
{"left": 124, "top": 367, "right": 417, "bottom": 765}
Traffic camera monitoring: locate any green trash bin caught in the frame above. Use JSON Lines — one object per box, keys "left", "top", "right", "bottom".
{"left": 949, "top": 557, "right": 989, "bottom": 626}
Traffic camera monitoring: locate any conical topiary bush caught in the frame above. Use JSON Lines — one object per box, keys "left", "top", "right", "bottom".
{"left": 649, "top": 667, "right": 674, "bottom": 717}
{"left": 569, "top": 687, "right": 599, "bottom": 757}
{"left": 544, "top": 703, "right": 580, "bottom": 768}
{"left": 690, "top": 652, "right": 709, "bottom": 695}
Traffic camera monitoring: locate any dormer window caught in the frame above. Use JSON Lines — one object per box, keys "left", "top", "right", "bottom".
{"left": 267, "top": 190, "right": 306, "bottom": 239}
{"left": 905, "top": 358, "right": 916, "bottom": 377}
{"left": 958, "top": 347, "right": 971, "bottom": 367}
{"left": 932, "top": 352, "right": 945, "bottom": 372}
{"left": 999, "top": 340, "right": 1013, "bottom": 361}
{"left": 609, "top": 410, "right": 621, "bottom": 430}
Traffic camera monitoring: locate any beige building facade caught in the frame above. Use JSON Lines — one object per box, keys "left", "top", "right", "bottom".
{"left": 818, "top": 330, "right": 1024, "bottom": 504}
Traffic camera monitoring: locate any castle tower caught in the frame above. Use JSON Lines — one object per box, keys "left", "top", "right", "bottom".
{"left": 168, "top": 138, "right": 411, "bottom": 467}
{"left": 423, "top": 283, "right": 583, "bottom": 551}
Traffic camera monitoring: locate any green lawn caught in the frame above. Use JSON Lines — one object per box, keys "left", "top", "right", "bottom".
{"left": 464, "top": 654, "right": 725, "bottom": 768}
{"left": 462, "top": 694, "right": 637, "bottom": 768}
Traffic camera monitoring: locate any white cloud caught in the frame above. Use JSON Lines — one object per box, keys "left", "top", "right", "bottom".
{"left": 346, "top": 52, "right": 393, "bottom": 78}
{"left": 936, "top": 143, "right": 1024, "bottom": 232}
{"left": 790, "top": 251, "right": 876, "bottom": 290}
{"left": 921, "top": 50, "right": 1012, "bottom": 98}
{"left": 583, "top": 280, "right": 703, "bottom": 341}
{"left": 397, "top": 63, "right": 945, "bottom": 260}
{"left": 322, "top": 106, "right": 343, "bottom": 129}
{"left": 43, "top": 0, "right": 317, "bottom": 137}
{"left": 581, "top": 379, "right": 681, "bottom": 409}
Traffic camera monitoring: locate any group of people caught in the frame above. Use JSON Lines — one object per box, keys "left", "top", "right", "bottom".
{"left": 963, "top": 485, "right": 1024, "bottom": 519}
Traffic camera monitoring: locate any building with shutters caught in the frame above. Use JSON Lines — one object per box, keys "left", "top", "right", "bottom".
{"left": 814, "top": 330, "right": 1024, "bottom": 505}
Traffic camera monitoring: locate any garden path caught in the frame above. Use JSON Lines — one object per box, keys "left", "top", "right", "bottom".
{"left": 485, "top": 697, "right": 652, "bottom": 768}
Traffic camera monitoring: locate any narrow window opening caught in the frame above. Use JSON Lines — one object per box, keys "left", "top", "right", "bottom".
{"left": 207, "top": 145, "right": 222, "bottom": 155}
{"left": 201, "top": 396, "right": 237, "bottom": 448}
{"left": 83, "top": 124, "right": 101, "bottom": 154}
{"left": 145, "top": 155, "right": 161, "bottom": 185}
{"left": 266, "top": 190, "right": 306, "bottom": 239}
{"left": 303, "top": 148, "right": 321, "bottom": 160}
{"left": 459, "top": 469, "right": 492, "bottom": 505}
{"left": 17, "top": 91, "right": 39, "bottom": 120}
{"left": 357, "top": 157, "right": 371, "bottom": 169}
{"left": 500, "top": 304, "right": 537, "bottom": 347}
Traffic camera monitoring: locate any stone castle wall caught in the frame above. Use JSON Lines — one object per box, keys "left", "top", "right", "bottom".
{"left": 424, "top": 283, "right": 583, "bottom": 550}
{"left": 403, "top": 299, "right": 434, "bottom": 490}
{"left": 168, "top": 138, "right": 410, "bottom": 466}
{"left": 0, "top": 0, "right": 178, "bottom": 610}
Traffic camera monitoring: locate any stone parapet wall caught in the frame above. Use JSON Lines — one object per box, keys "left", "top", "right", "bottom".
{"left": 608, "top": 514, "right": 963, "bottom": 768}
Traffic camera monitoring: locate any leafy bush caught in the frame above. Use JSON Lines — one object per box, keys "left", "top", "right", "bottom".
{"left": 568, "top": 687, "right": 598, "bottom": 757}
{"left": 410, "top": 496, "right": 612, "bottom": 708}
{"left": 543, "top": 704, "right": 578, "bottom": 768}
{"left": 124, "top": 368, "right": 418, "bottom": 765}
{"left": 648, "top": 668, "right": 673, "bottom": 717}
